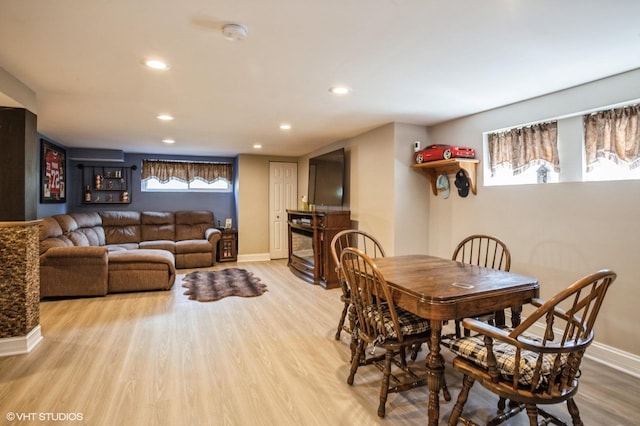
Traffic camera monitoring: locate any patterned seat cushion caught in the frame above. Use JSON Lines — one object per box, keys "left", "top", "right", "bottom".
{"left": 366, "top": 304, "right": 430, "bottom": 340}
{"left": 448, "top": 330, "right": 565, "bottom": 387}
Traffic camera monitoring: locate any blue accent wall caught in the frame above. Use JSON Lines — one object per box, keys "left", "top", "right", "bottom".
{"left": 68, "top": 152, "right": 237, "bottom": 227}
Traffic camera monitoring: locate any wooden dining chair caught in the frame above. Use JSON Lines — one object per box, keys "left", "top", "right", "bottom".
{"left": 330, "top": 229, "right": 386, "bottom": 341}
{"left": 452, "top": 234, "right": 511, "bottom": 336}
{"left": 340, "top": 247, "right": 430, "bottom": 418}
{"left": 447, "top": 269, "right": 617, "bottom": 426}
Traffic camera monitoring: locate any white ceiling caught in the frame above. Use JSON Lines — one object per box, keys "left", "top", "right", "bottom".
{"left": 2, "top": 0, "right": 640, "bottom": 157}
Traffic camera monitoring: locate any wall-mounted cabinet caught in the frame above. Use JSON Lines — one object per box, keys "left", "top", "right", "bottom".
{"left": 411, "top": 158, "right": 479, "bottom": 196}
{"left": 79, "top": 165, "right": 133, "bottom": 204}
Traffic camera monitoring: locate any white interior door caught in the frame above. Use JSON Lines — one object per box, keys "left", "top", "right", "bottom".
{"left": 269, "top": 162, "right": 297, "bottom": 259}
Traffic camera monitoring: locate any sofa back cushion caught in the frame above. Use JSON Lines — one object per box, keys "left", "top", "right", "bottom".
{"left": 49, "top": 213, "right": 106, "bottom": 247}
{"left": 53, "top": 214, "right": 78, "bottom": 233}
{"left": 69, "top": 212, "right": 106, "bottom": 246}
{"left": 40, "top": 236, "right": 74, "bottom": 254}
{"left": 175, "top": 210, "right": 214, "bottom": 241}
{"left": 39, "top": 216, "right": 72, "bottom": 255}
{"left": 100, "top": 211, "right": 141, "bottom": 244}
{"left": 141, "top": 211, "right": 175, "bottom": 241}
{"left": 40, "top": 216, "right": 63, "bottom": 240}
{"left": 51, "top": 214, "right": 88, "bottom": 247}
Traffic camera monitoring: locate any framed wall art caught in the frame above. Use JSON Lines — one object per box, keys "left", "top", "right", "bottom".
{"left": 40, "top": 139, "right": 66, "bottom": 203}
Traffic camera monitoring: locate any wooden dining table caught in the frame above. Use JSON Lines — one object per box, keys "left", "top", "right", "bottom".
{"left": 372, "top": 254, "right": 539, "bottom": 426}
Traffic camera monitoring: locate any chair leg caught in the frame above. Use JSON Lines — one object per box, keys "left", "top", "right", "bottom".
{"left": 566, "top": 398, "right": 584, "bottom": 426}
{"left": 347, "top": 339, "right": 365, "bottom": 385}
{"left": 497, "top": 397, "right": 507, "bottom": 411}
{"left": 410, "top": 343, "right": 422, "bottom": 361}
{"left": 525, "top": 404, "right": 538, "bottom": 426}
{"left": 442, "top": 378, "right": 451, "bottom": 402}
{"left": 348, "top": 305, "right": 358, "bottom": 361}
{"left": 335, "top": 301, "right": 349, "bottom": 340}
{"left": 377, "top": 350, "right": 394, "bottom": 418}
{"left": 455, "top": 319, "right": 471, "bottom": 337}
{"left": 448, "top": 374, "right": 474, "bottom": 426}
{"left": 494, "top": 309, "right": 506, "bottom": 328}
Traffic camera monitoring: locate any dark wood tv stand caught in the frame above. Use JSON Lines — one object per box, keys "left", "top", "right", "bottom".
{"left": 287, "top": 209, "right": 351, "bottom": 289}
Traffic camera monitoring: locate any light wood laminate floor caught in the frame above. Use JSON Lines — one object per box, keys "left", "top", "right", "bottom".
{"left": 1, "top": 260, "right": 638, "bottom": 425}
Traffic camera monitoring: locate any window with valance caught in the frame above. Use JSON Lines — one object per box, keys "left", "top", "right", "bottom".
{"left": 141, "top": 159, "right": 233, "bottom": 191}
{"left": 584, "top": 104, "right": 640, "bottom": 173}
{"left": 488, "top": 121, "right": 559, "bottom": 177}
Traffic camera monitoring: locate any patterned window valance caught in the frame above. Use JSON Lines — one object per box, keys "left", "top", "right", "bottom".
{"left": 584, "top": 104, "right": 640, "bottom": 172}
{"left": 141, "top": 160, "right": 233, "bottom": 184}
{"left": 488, "top": 121, "right": 559, "bottom": 177}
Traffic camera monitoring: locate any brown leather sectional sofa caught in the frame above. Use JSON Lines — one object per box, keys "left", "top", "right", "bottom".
{"left": 39, "top": 210, "right": 222, "bottom": 298}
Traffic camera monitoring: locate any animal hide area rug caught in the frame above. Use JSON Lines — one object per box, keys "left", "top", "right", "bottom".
{"left": 181, "top": 268, "right": 267, "bottom": 302}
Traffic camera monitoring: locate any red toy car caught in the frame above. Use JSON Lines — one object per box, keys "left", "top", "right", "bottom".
{"left": 414, "top": 144, "right": 475, "bottom": 163}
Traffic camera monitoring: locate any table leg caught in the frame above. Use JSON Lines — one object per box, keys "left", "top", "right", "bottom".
{"left": 426, "top": 319, "right": 446, "bottom": 426}
{"left": 511, "top": 305, "right": 523, "bottom": 328}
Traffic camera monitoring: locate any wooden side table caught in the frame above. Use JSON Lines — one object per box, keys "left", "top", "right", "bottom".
{"left": 217, "top": 228, "right": 238, "bottom": 262}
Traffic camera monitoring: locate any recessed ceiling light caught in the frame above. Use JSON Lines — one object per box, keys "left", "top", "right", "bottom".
{"left": 145, "top": 59, "right": 169, "bottom": 70}
{"left": 329, "top": 86, "right": 351, "bottom": 95}
{"left": 156, "top": 114, "right": 174, "bottom": 121}
{"left": 253, "top": 144, "right": 262, "bottom": 149}
{"left": 162, "top": 139, "right": 176, "bottom": 144}
{"left": 280, "top": 123, "right": 291, "bottom": 130}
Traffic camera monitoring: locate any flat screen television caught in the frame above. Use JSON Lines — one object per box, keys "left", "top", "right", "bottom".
{"left": 308, "top": 148, "right": 345, "bottom": 208}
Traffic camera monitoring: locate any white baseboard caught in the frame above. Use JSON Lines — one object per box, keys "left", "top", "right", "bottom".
{"left": 584, "top": 340, "right": 640, "bottom": 379}
{"left": 237, "top": 253, "right": 271, "bottom": 262}
{"left": 0, "top": 325, "right": 43, "bottom": 357}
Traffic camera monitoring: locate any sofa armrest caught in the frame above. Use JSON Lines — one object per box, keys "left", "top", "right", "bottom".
{"left": 205, "top": 228, "right": 222, "bottom": 245}
{"left": 206, "top": 228, "right": 222, "bottom": 264}
{"left": 40, "top": 246, "right": 108, "bottom": 264}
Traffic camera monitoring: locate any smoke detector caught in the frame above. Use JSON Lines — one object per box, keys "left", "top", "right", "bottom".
{"left": 222, "top": 23, "right": 248, "bottom": 41}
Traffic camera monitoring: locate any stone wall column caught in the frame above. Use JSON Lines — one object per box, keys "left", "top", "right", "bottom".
{"left": 0, "top": 221, "right": 42, "bottom": 355}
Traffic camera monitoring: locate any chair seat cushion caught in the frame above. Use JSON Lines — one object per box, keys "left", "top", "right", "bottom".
{"left": 448, "top": 329, "right": 564, "bottom": 387}
{"left": 367, "top": 304, "right": 430, "bottom": 340}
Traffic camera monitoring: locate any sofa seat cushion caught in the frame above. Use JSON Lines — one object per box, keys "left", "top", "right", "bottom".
{"left": 175, "top": 239, "right": 212, "bottom": 254}
{"left": 175, "top": 252, "right": 213, "bottom": 269}
{"left": 108, "top": 248, "right": 174, "bottom": 265}
{"left": 105, "top": 243, "right": 138, "bottom": 251}
{"left": 107, "top": 249, "right": 175, "bottom": 293}
{"left": 139, "top": 240, "right": 176, "bottom": 252}
{"left": 174, "top": 239, "right": 214, "bottom": 268}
